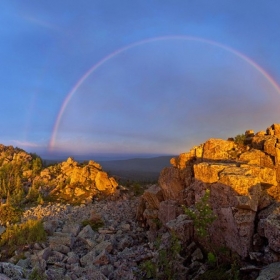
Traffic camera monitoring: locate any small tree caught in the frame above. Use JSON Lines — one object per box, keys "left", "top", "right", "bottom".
{"left": 234, "top": 134, "right": 246, "bottom": 146}
{"left": 182, "top": 189, "right": 216, "bottom": 238}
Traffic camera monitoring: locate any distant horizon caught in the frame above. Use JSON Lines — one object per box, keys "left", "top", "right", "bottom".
{"left": 38, "top": 151, "right": 177, "bottom": 162}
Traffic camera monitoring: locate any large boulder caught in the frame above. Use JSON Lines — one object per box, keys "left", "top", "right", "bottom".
{"left": 142, "top": 185, "right": 164, "bottom": 209}
{"left": 158, "top": 167, "right": 185, "bottom": 201}
{"left": 202, "top": 138, "right": 235, "bottom": 161}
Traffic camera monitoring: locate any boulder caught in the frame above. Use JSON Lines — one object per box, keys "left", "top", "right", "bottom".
{"left": 256, "top": 262, "right": 280, "bottom": 280}
{"left": 158, "top": 167, "right": 185, "bottom": 201}
{"left": 158, "top": 200, "right": 179, "bottom": 225}
{"left": 0, "top": 262, "right": 25, "bottom": 279}
{"left": 202, "top": 138, "right": 235, "bottom": 161}
{"left": 95, "top": 171, "right": 117, "bottom": 193}
{"left": 262, "top": 213, "right": 280, "bottom": 253}
{"left": 170, "top": 152, "right": 195, "bottom": 169}
{"left": 166, "top": 214, "right": 194, "bottom": 243}
{"left": 142, "top": 185, "right": 164, "bottom": 209}
{"left": 218, "top": 166, "right": 261, "bottom": 196}
{"left": 264, "top": 137, "right": 277, "bottom": 156}
{"left": 49, "top": 232, "right": 75, "bottom": 249}
{"left": 193, "top": 162, "right": 228, "bottom": 184}
{"left": 239, "top": 149, "right": 274, "bottom": 168}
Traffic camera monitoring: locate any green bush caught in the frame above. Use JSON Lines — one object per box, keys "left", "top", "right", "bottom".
{"left": 0, "top": 204, "right": 22, "bottom": 225}
{"left": 140, "top": 233, "right": 182, "bottom": 280}
{"left": 28, "top": 267, "right": 47, "bottom": 280}
{"left": 0, "top": 219, "right": 46, "bottom": 259}
{"left": 182, "top": 189, "right": 216, "bottom": 238}
{"left": 234, "top": 134, "right": 246, "bottom": 146}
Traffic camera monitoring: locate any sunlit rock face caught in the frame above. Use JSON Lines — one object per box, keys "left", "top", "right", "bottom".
{"left": 138, "top": 123, "right": 280, "bottom": 259}
{"left": 40, "top": 157, "right": 118, "bottom": 204}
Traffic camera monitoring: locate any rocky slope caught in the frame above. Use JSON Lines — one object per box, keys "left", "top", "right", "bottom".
{"left": 138, "top": 123, "right": 280, "bottom": 279}
{"left": 0, "top": 195, "right": 153, "bottom": 280}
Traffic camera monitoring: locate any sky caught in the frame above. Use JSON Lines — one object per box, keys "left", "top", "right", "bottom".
{"left": 1, "top": 1, "right": 280, "bottom": 159}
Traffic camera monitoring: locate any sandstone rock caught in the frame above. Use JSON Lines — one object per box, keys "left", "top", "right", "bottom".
{"left": 276, "top": 167, "right": 280, "bottom": 183}
{"left": 202, "top": 138, "right": 235, "bottom": 161}
{"left": 266, "top": 185, "right": 280, "bottom": 201}
{"left": 264, "top": 137, "right": 277, "bottom": 156}
{"left": 193, "top": 162, "right": 227, "bottom": 183}
{"left": 239, "top": 149, "right": 274, "bottom": 168}
{"left": 142, "top": 185, "right": 163, "bottom": 209}
{"left": 95, "top": 171, "right": 117, "bottom": 193}
{"left": 276, "top": 148, "right": 280, "bottom": 166}
{"left": 170, "top": 152, "right": 194, "bottom": 169}
{"left": 158, "top": 167, "right": 184, "bottom": 201}
{"left": 251, "top": 135, "right": 268, "bottom": 150}
{"left": 245, "top": 130, "right": 255, "bottom": 137}
{"left": 271, "top": 124, "right": 280, "bottom": 137}
{"left": 256, "top": 131, "right": 266, "bottom": 136}
{"left": 158, "top": 200, "right": 179, "bottom": 225}
{"left": 241, "top": 165, "right": 277, "bottom": 188}
{"left": 218, "top": 166, "right": 261, "bottom": 196}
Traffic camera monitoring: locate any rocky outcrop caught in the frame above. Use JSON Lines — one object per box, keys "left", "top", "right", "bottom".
{"left": 38, "top": 157, "right": 118, "bottom": 204}
{"left": 138, "top": 123, "right": 280, "bottom": 268}
{"left": 0, "top": 145, "right": 118, "bottom": 206}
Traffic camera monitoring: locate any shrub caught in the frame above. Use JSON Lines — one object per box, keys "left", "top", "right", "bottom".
{"left": 0, "top": 219, "right": 46, "bottom": 259}
{"left": 0, "top": 204, "right": 22, "bottom": 225}
{"left": 140, "top": 232, "right": 182, "bottom": 280}
{"left": 234, "top": 134, "right": 246, "bottom": 146}
{"left": 28, "top": 267, "right": 46, "bottom": 280}
{"left": 182, "top": 189, "right": 216, "bottom": 238}
{"left": 82, "top": 211, "right": 104, "bottom": 231}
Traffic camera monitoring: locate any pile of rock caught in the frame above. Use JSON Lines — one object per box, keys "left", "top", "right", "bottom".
{"left": 38, "top": 157, "right": 118, "bottom": 204}
{"left": 0, "top": 197, "right": 155, "bottom": 279}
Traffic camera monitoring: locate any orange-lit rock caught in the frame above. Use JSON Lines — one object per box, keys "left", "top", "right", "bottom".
{"left": 202, "top": 138, "right": 235, "bottom": 161}
{"left": 193, "top": 162, "right": 228, "bottom": 183}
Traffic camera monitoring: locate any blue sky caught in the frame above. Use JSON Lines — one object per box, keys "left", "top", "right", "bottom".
{"left": 1, "top": 1, "right": 280, "bottom": 159}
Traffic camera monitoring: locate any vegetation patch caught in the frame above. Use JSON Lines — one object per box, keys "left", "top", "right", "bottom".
{"left": 140, "top": 232, "right": 182, "bottom": 280}
{"left": 0, "top": 219, "right": 46, "bottom": 260}
{"left": 182, "top": 189, "right": 216, "bottom": 238}
{"left": 82, "top": 211, "right": 104, "bottom": 231}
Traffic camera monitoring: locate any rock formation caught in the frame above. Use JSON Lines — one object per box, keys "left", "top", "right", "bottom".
{"left": 0, "top": 145, "right": 118, "bottom": 208}
{"left": 138, "top": 123, "right": 280, "bottom": 273}
{"left": 40, "top": 157, "right": 118, "bottom": 204}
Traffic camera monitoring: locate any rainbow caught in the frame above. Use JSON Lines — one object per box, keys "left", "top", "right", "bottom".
{"left": 49, "top": 35, "right": 280, "bottom": 151}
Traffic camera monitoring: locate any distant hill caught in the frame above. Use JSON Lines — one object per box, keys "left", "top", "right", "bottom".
{"left": 98, "top": 156, "right": 175, "bottom": 182}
